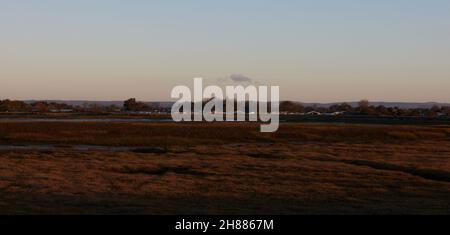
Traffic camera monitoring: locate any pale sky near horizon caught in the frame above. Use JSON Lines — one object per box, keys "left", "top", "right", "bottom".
{"left": 1, "top": 0, "right": 449, "bottom": 102}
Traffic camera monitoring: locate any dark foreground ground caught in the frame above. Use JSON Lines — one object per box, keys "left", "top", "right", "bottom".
{"left": 0, "top": 121, "right": 449, "bottom": 214}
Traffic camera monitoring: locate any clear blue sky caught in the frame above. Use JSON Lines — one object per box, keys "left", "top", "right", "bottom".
{"left": 1, "top": 0, "right": 449, "bottom": 102}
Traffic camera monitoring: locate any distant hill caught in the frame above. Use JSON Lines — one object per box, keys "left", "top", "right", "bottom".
{"left": 299, "top": 102, "right": 450, "bottom": 109}
{"left": 22, "top": 100, "right": 450, "bottom": 109}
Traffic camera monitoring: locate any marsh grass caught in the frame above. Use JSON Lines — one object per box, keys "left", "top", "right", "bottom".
{"left": 0, "top": 122, "right": 449, "bottom": 214}
{"left": 0, "top": 122, "right": 448, "bottom": 147}
{"left": 114, "top": 165, "right": 211, "bottom": 177}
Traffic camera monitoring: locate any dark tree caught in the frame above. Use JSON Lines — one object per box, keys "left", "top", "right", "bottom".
{"left": 280, "top": 101, "right": 304, "bottom": 113}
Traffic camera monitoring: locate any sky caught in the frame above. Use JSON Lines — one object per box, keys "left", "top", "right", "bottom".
{"left": 1, "top": 0, "right": 449, "bottom": 102}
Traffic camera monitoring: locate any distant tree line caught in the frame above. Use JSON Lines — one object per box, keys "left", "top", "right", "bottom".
{"left": 171, "top": 98, "right": 450, "bottom": 118}
{"left": 279, "top": 100, "right": 450, "bottom": 117}
{"left": 0, "top": 99, "right": 165, "bottom": 114}
{"left": 0, "top": 99, "right": 449, "bottom": 117}
{"left": 0, "top": 100, "right": 78, "bottom": 113}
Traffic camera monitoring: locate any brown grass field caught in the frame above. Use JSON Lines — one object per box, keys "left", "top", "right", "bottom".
{"left": 0, "top": 121, "right": 449, "bottom": 214}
